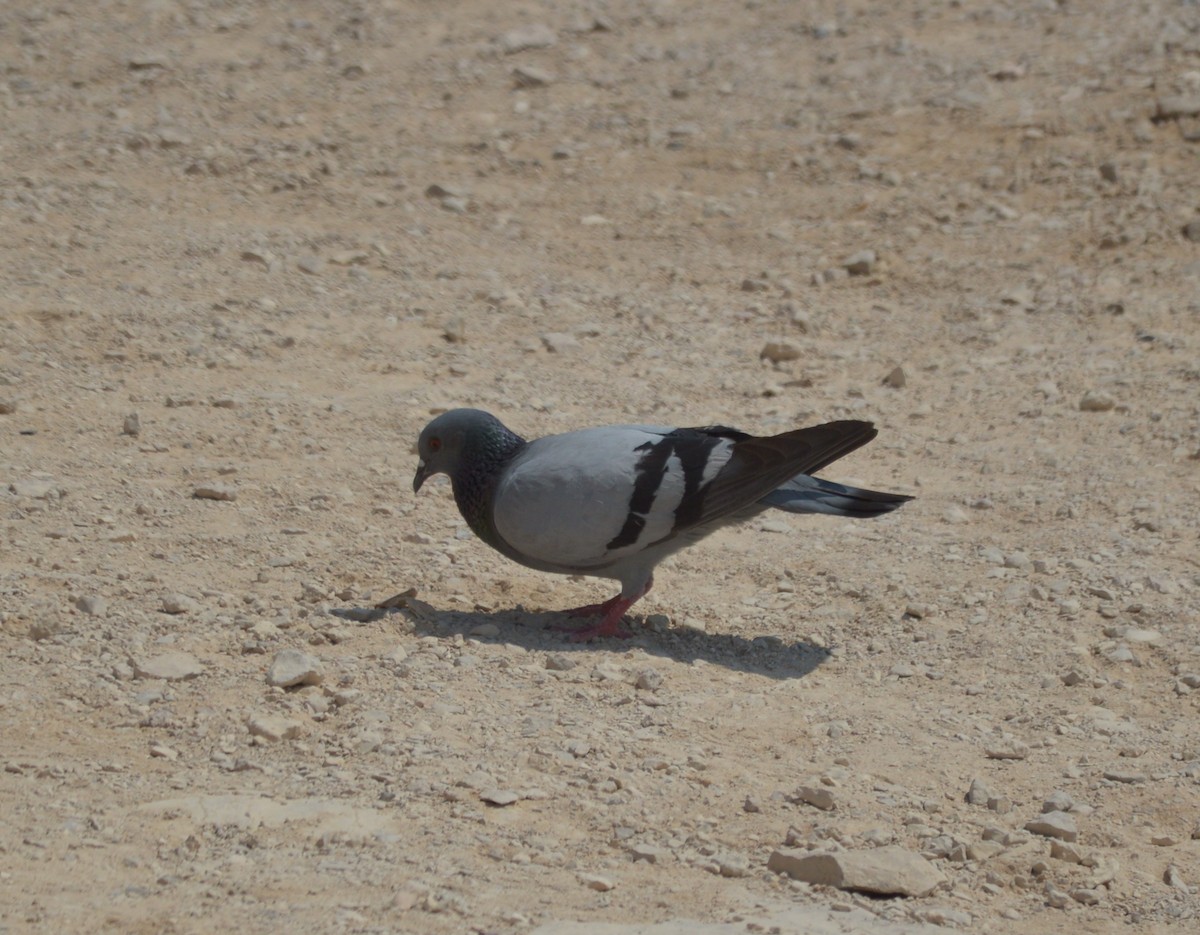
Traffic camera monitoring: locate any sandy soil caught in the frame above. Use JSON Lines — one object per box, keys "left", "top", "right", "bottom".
{"left": 3, "top": 1, "right": 1200, "bottom": 932}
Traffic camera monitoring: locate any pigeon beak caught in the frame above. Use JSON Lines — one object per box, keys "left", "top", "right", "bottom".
{"left": 412, "top": 460, "right": 430, "bottom": 493}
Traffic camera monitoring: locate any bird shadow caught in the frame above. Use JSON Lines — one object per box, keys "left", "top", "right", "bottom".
{"left": 331, "top": 599, "right": 831, "bottom": 681}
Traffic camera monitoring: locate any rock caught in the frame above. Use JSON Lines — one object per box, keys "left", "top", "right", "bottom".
{"left": 985, "top": 740, "right": 1029, "bottom": 760}
{"left": 296, "top": 254, "right": 325, "bottom": 275}
{"left": 544, "top": 653, "right": 576, "bottom": 671}
{"left": 882, "top": 365, "right": 906, "bottom": 388}
{"left": 267, "top": 649, "right": 323, "bottom": 688}
{"left": 122, "top": 413, "right": 141, "bottom": 436}
{"left": 1079, "top": 390, "right": 1115, "bottom": 412}
{"left": 161, "top": 593, "right": 199, "bottom": 614}
{"left": 1183, "top": 219, "right": 1200, "bottom": 243}
{"left": 499, "top": 24, "right": 556, "bottom": 54}
{"left": 193, "top": 483, "right": 237, "bottom": 501}
{"left": 1050, "top": 840, "right": 1084, "bottom": 864}
{"left": 75, "top": 595, "right": 107, "bottom": 616}
{"left": 513, "top": 65, "right": 554, "bottom": 88}
{"left": 480, "top": 789, "right": 520, "bottom": 806}
{"left": 966, "top": 778, "right": 993, "bottom": 805}
{"left": 1045, "top": 882, "right": 1070, "bottom": 909}
{"left": 443, "top": 317, "right": 467, "bottom": 343}
{"left": 1103, "top": 769, "right": 1147, "bottom": 784}
{"left": 792, "top": 785, "right": 836, "bottom": 811}
{"left": 1025, "top": 811, "right": 1078, "bottom": 842}
{"left": 767, "top": 846, "right": 944, "bottom": 897}
{"left": 1155, "top": 95, "right": 1200, "bottom": 119}
{"left": 133, "top": 651, "right": 205, "bottom": 681}
{"left": 628, "top": 842, "right": 667, "bottom": 863}
{"left": 760, "top": 341, "right": 802, "bottom": 363}
{"left": 0, "top": 399, "right": 17, "bottom": 415}
{"left": 541, "top": 332, "right": 581, "bottom": 353}
{"left": 966, "top": 840, "right": 1005, "bottom": 862}
{"left": 10, "top": 478, "right": 59, "bottom": 499}
{"left": 1070, "top": 887, "right": 1102, "bottom": 906}
{"left": 919, "top": 908, "right": 973, "bottom": 927}
{"left": 713, "top": 853, "right": 749, "bottom": 877}
{"left": 246, "top": 712, "right": 304, "bottom": 741}
{"left": 1043, "top": 790, "right": 1075, "bottom": 813}
{"left": 943, "top": 505, "right": 969, "bottom": 524}
{"left": 578, "top": 873, "right": 614, "bottom": 892}
{"left": 843, "top": 249, "right": 876, "bottom": 276}
{"left": 634, "top": 668, "right": 663, "bottom": 691}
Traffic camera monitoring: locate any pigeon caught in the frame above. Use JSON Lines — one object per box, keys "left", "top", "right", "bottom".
{"left": 413, "top": 408, "right": 911, "bottom": 639}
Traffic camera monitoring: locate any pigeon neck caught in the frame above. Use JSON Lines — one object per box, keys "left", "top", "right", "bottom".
{"left": 451, "top": 424, "right": 525, "bottom": 543}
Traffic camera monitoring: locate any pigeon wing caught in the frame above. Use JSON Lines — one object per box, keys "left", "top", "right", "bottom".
{"left": 489, "top": 425, "right": 736, "bottom": 570}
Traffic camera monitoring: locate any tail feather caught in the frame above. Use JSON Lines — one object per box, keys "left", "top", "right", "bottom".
{"left": 760, "top": 474, "right": 912, "bottom": 518}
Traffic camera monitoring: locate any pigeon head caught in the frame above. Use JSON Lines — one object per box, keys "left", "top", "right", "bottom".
{"left": 412, "top": 408, "right": 524, "bottom": 494}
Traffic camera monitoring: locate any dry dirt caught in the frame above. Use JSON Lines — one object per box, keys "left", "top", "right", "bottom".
{"left": 3, "top": 1, "right": 1200, "bottom": 933}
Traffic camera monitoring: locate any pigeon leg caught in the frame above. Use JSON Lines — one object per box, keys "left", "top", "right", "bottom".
{"left": 554, "top": 577, "right": 653, "bottom": 641}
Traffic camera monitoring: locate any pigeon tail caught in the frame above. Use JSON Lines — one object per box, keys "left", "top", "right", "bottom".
{"left": 760, "top": 475, "right": 912, "bottom": 518}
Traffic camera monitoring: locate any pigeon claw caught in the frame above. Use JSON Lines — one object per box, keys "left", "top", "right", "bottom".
{"left": 561, "top": 614, "right": 638, "bottom": 643}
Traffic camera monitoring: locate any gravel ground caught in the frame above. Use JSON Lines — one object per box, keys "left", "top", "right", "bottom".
{"left": 2, "top": 1, "right": 1200, "bottom": 933}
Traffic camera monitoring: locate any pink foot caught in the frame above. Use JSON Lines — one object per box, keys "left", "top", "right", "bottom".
{"left": 550, "top": 578, "right": 652, "bottom": 641}
{"left": 560, "top": 595, "right": 622, "bottom": 619}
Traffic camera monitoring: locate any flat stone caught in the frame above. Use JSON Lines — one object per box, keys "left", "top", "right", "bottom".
{"left": 1025, "top": 811, "right": 1078, "bottom": 842}
{"left": 760, "top": 341, "right": 802, "bottom": 363}
{"left": 544, "top": 653, "right": 576, "bottom": 671}
{"left": 480, "top": 789, "right": 520, "bottom": 806}
{"left": 966, "top": 840, "right": 1005, "bottom": 861}
{"left": 499, "top": 23, "right": 556, "bottom": 54}
{"left": 1079, "top": 390, "right": 1115, "bottom": 412}
{"left": 1156, "top": 95, "right": 1200, "bottom": 119}
{"left": 246, "top": 712, "right": 303, "bottom": 741}
{"left": 10, "top": 478, "right": 59, "bottom": 499}
{"left": 1050, "top": 840, "right": 1084, "bottom": 864}
{"left": 75, "top": 595, "right": 107, "bottom": 616}
{"left": 792, "top": 784, "right": 837, "bottom": 811}
{"left": 628, "top": 843, "right": 667, "bottom": 863}
{"left": 541, "top": 332, "right": 581, "bottom": 353}
{"left": 767, "top": 846, "right": 944, "bottom": 897}
{"left": 714, "top": 853, "right": 749, "bottom": 877}
{"left": 133, "top": 651, "right": 205, "bottom": 681}
{"left": 985, "top": 740, "right": 1029, "bottom": 760}
{"left": 161, "top": 593, "right": 199, "bottom": 614}
{"left": 193, "top": 483, "right": 238, "bottom": 501}
{"left": 1103, "top": 769, "right": 1147, "bottom": 783}
{"left": 267, "top": 648, "right": 323, "bottom": 688}
{"left": 513, "top": 65, "right": 554, "bottom": 88}
{"left": 578, "top": 872, "right": 614, "bottom": 892}
{"left": 843, "top": 249, "right": 877, "bottom": 276}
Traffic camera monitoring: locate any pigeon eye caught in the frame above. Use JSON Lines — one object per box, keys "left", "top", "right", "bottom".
{"left": 428, "top": 437, "right": 442, "bottom": 453}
